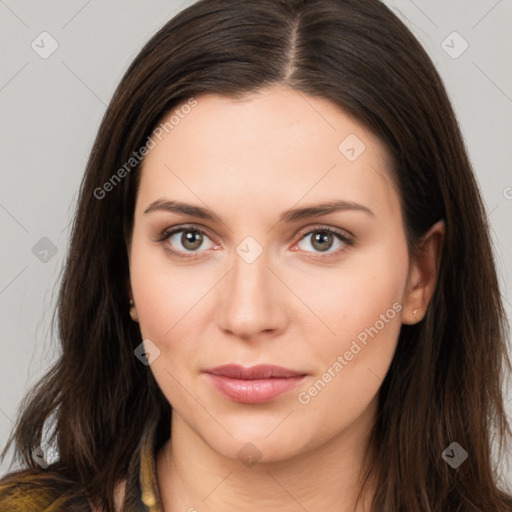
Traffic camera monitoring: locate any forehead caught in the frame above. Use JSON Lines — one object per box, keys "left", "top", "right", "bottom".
{"left": 136, "top": 86, "right": 400, "bottom": 222}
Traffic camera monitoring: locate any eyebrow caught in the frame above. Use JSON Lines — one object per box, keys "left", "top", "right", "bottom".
{"left": 143, "top": 199, "right": 374, "bottom": 223}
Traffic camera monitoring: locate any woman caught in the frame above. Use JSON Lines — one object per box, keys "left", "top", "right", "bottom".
{"left": 1, "top": 0, "right": 511, "bottom": 510}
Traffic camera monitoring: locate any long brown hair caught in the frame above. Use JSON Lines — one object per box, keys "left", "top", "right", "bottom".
{"left": 2, "top": 0, "right": 511, "bottom": 510}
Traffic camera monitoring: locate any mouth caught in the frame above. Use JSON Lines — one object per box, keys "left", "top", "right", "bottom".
{"left": 203, "top": 364, "right": 308, "bottom": 404}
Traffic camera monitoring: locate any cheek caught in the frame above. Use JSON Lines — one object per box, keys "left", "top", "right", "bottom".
{"left": 290, "top": 243, "right": 407, "bottom": 348}
{"left": 129, "top": 235, "right": 207, "bottom": 339}
{"left": 293, "top": 243, "right": 407, "bottom": 420}
{"left": 129, "top": 241, "right": 208, "bottom": 407}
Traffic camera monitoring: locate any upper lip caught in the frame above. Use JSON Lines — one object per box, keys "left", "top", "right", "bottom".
{"left": 204, "top": 364, "right": 306, "bottom": 379}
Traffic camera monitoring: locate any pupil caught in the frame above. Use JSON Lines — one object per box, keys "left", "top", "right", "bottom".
{"left": 182, "top": 231, "right": 202, "bottom": 250}
{"left": 312, "top": 232, "right": 332, "bottom": 252}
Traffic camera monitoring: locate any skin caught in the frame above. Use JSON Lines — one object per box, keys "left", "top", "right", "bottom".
{"left": 127, "top": 85, "right": 444, "bottom": 511}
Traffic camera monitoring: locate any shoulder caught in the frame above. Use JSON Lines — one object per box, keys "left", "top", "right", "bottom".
{"left": 0, "top": 468, "right": 93, "bottom": 511}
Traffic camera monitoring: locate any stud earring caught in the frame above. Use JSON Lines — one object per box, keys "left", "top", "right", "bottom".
{"left": 129, "top": 299, "right": 138, "bottom": 322}
{"left": 412, "top": 308, "right": 419, "bottom": 319}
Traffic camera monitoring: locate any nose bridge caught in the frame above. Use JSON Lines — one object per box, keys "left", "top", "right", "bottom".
{"left": 216, "top": 239, "right": 284, "bottom": 337}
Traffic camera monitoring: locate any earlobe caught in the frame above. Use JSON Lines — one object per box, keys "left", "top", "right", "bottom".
{"left": 402, "top": 219, "right": 445, "bottom": 325}
{"left": 127, "top": 280, "right": 139, "bottom": 323}
{"left": 129, "top": 298, "right": 139, "bottom": 323}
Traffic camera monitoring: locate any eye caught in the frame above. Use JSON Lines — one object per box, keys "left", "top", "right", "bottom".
{"left": 294, "top": 227, "right": 353, "bottom": 257}
{"left": 155, "top": 224, "right": 354, "bottom": 260}
{"left": 156, "top": 225, "right": 218, "bottom": 258}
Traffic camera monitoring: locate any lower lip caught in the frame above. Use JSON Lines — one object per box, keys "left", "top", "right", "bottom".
{"left": 205, "top": 374, "right": 306, "bottom": 404}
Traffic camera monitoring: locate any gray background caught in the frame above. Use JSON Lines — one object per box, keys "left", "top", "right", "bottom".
{"left": 1, "top": 0, "right": 511, "bottom": 490}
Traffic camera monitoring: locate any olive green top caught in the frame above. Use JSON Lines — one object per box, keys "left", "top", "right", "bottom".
{"left": 0, "top": 423, "right": 164, "bottom": 511}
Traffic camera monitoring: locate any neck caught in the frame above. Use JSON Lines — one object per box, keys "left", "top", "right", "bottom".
{"left": 156, "top": 399, "right": 378, "bottom": 512}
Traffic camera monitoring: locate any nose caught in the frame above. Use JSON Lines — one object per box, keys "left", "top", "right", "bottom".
{"left": 215, "top": 246, "right": 288, "bottom": 341}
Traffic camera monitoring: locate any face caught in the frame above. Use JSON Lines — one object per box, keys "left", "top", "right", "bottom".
{"left": 128, "top": 85, "right": 414, "bottom": 462}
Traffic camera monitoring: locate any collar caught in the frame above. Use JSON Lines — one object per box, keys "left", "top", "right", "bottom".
{"left": 122, "top": 420, "right": 165, "bottom": 512}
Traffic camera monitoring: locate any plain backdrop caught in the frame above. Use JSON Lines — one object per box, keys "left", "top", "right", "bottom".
{"left": 1, "top": 0, "right": 511, "bottom": 491}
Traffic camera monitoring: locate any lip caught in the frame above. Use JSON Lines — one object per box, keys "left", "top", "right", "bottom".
{"left": 204, "top": 364, "right": 306, "bottom": 379}
{"left": 204, "top": 364, "right": 307, "bottom": 404}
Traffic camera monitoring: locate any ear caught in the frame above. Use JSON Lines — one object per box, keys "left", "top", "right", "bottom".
{"left": 402, "top": 220, "right": 445, "bottom": 324}
{"left": 126, "top": 280, "right": 139, "bottom": 323}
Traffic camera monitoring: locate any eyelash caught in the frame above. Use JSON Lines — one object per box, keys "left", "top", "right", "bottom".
{"left": 155, "top": 224, "right": 354, "bottom": 260}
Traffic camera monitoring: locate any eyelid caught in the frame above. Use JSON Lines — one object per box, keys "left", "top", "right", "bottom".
{"left": 155, "top": 223, "right": 354, "bottom": 259}
{"left": 154, "top": 223, "right": 214, "bottom": 243}
{"left": 295, "top": 224, "right": 354, "bottom": 242}
{"left": 154, "top": 224, "right": 218, "bottom": 259}
{"left": 291, "top": 224, "right": 354, "bottom": 259}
